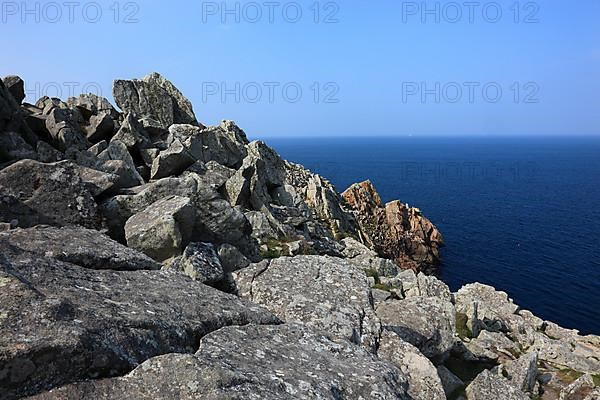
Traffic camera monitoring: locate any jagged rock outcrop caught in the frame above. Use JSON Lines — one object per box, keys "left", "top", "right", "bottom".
{"left": 29, "top": 324, "right": 411, "bottom": 400}
{"left": 113, "top": 72, "right": 198, "bottom": 131}
{"left": 2, "top": 76, "right": 25, "bottom": 105}
{"left": 2, "top": 72, "right": 599, "bottom": 400}
{"left": 342, "top": 180, "right": 444, "bottom": 272}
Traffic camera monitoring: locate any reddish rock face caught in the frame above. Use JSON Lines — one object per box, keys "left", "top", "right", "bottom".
{"left": 342, "top": 180, "right": 444, "bottom": 272}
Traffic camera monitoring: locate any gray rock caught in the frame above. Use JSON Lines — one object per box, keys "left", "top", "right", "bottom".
{"left": 377, "top": 296, "right": 456, "bottom": 362}
{"left": 100, "top": 160, "right": 143, "bottom": 190}
{"left": 67, "top": 93, "right": 119, "bottom": 120}
{"left": 45, "top": 107, "right": 88, "bottom": 151}
{"left": 225, "top": 140, "right": 286, "bottom": 210}
{"left": 465, "top": 331, "right": 521, "bottom": 362}
{"left": 35, "top": 96, "right": 68, "bottom": 115}
{"left": 378, "top": 331, "right": 446, "bottom": 400}
{"left": 167, "top": 124, "right": 205, "bottom": 160}
{"left": 455, "top": 283, "right": 521, "bottom": 334}
{"left": 197, "top": 121, "right": 248, "bottom": 167}
{"left": 100, "top": 175, "right": 200, "bottom": 241}
{"left": 88, "top": 140, "right": 107, "bottom": 156}
{"left": 35, "top": 140, "right": 63, "bottom": 163}
{"left": 0, "top": 79, "right": 29, "bottom": 136}
{"left": 113, "top": 73, "right": 198, "bottom": 131}
{"left": 168, "top": 242, "right": 224, "bottom": 285}
{"left": 97, "top": 140, "right": 144, "bottom": 188}
{"left": 2, "top": 75, "right": 25, "bottom": 104}
{"left": 77, "top": 165, "right": 120, "bottom": 196}
{"left": 0, "top": 252, "right": 278, "bottom": 399}
{"left": 111, "top": 113, "right": 150, "bottom": 151}
{"left": 84, "top": 112, "right": 115, "bottom": 143}
{"left": 528, "top": 332, "right": 600, "bottom": 374}
{"left": 233, "top": 255, "right": 381, "bottom": 351}
{"left": 245, "top": 210, "right": 282, "bottom": 241}
{"left": 465, "top": 370, "right": 529, "bottom": 400}
{"left": 189, "top": 160, "right": 235, "bottom": 189}
{"left": 437, "top": 365, "right": 464, "bottom": 398}
{"left": 0, "top": 225, "right": 160, "bottom": 271}
{"left": 0, "top": 159, "right": 100, "bottom": 229}
{"left": 29, "top": 324, "right": 411, "bottom": 400}
{"left": 150, "top": 139, "right": 195, "bottom": 179}
{"left": 417, "top": 273, "right": 453, "bottom": 302}
{"left": 0, "top": 131, "right": 37, "bottom": 162}
{"left": 341, "top": 237, "right": 376, "bottom": 258}
{"left": 371, "top": 288, "right": 392, "bottom": 307}
{"left": 499, "top": 352, "right": 539, "bottom": 393}
{"left": 217, "top": 243, "right": 250, "bottom": 272}
{"left": 125, "top": 196, "right": 195, "bottom": 262}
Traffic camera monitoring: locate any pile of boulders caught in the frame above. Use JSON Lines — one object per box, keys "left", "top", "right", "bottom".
{"left": 1, "top": 73, "right": 598, "bottom": 400}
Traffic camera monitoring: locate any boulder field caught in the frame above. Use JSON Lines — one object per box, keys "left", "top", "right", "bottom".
{"left": 1, "top": 74, "right": 598, "bottom": 400}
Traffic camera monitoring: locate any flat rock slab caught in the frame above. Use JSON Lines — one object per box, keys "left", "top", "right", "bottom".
{"left": 0, "top": 254, "right": 278, "bottom": 399}
{"left": 0, "top": 226, "right": 160, "bottom": 271}
{"left": 29, "top": 324, "right": 411, "bottom": 400}
{"left": 233, "top": 255, "right": 380, "bottom": 351}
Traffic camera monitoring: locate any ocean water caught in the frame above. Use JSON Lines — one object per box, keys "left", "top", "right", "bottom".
{"left": 263, "top": 136, "right": 600, "bottom": 335}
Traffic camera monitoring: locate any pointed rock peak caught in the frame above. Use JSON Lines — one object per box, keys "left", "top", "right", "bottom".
{"left": 342, "top": 180, "right": 383, "bottom": 209}
{"left": 112, "top": 72, "right": 199, "bottom": 130}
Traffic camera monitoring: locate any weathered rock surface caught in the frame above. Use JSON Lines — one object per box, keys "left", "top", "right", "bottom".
{"left": 0, "top": 79, "right": 28, "bottom": 134}
{"left": 377, "top": 295, "right": 456, "bottom": 362}
{"left": 67, "top": 93, "right": 119, "bottom": 121}
{"left": 0, "top": 253, "right": 278, "bottom": 399}
{"left": 0, "top": 159, "right": 100, "bottom": 229}
{"left": 233, "top": 255, "right": 381, "bottom": 351}
{"left": 0, "top": 226, "right": 160, "bottom": 271}
{"left": 437, "top": 365, "right": 464, "bottom": 398}
{"left": 45, "top": 107, "right": 88, "bottom": 151}
{"left": 498, "top": 352, "right": 539, "bottom": 393}
{"left": 150, "top": 138, "right": 195, "bottom": 179}
{"left": 29, "top": 324, "right": 411, "bottom": 400}
{"left": 125, "top": 196, "right": 195, "bottom": 262}
{"left": 2, "top": 76, "right": 25, "bottom": 104}
{"left": 378, "top": 330, "right": 446, "bottom": 400}
{"left": 2, "top": 72, "right": 598, "bottom": 400}
{"left": 342, "top": 180, "right": 444, "bottom": 272}
{"left": 0, "top": 131, "right": 37, "bottom": 162}
{"left": 465, "top": 370, "right": 529, "bottom": 400}
{"left": 113, "top": 73, "right": 198, "bottom": 131}
{"left": 165, "top": 242, "right": 224, "bottom": 285}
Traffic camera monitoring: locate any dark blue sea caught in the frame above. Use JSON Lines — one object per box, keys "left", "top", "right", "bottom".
{"left": 263, "top": 136, "right": 600, "bottom": 335}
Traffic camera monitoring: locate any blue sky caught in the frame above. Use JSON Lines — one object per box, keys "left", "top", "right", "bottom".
{"left": 2, "top": 0, "right": 599, "bottom": 137}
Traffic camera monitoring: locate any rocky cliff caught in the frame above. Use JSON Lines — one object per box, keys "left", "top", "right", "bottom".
{"left": 0, "top": 73, "right": 598, "bottom": 400}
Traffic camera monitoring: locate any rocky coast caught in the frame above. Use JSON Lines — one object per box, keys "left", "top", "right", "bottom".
{"left": 0, "top": 73, "right": 598, "bottom": 400}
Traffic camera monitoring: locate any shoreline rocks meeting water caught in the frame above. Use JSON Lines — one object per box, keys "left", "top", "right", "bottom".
{"left": 1, "top": 73, "right": 599, "bottom": 400}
